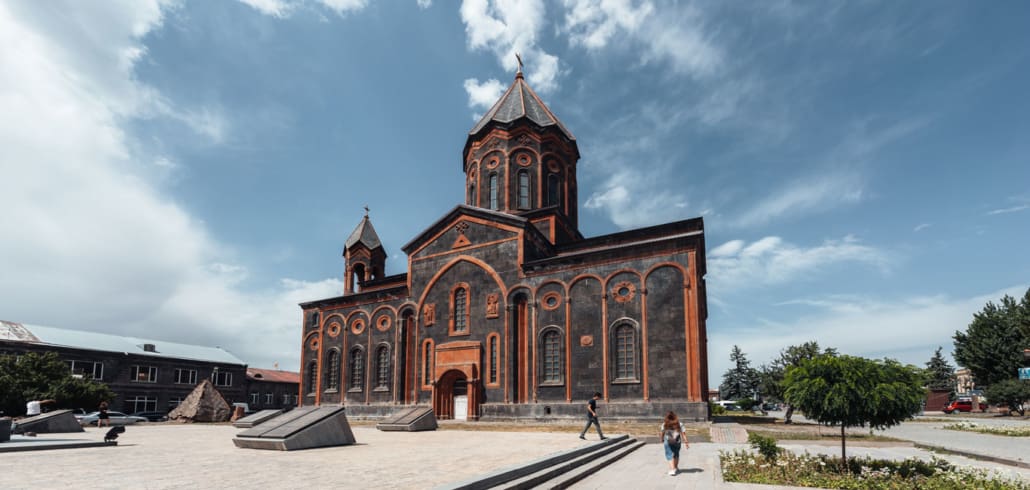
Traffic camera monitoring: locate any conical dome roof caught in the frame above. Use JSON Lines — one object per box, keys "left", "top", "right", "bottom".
{"left": 468, "top": 71, "right": 575, "bottom": 141}
{"left": 345, "top": 214, "right": 383, "bottom": 250}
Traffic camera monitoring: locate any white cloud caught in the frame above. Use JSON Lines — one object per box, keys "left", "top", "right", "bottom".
{"left": 732, "top": 171, "right": 865, "bottom": 227}
{"left": 0, "top": 1, "right": 335, "bottom": 372}
{"left": 417, "top": 0, "right": 432, "bottom": 9}
{"left": 460, "top": 0, "right": 561, "bottom": 96}
{"left": 584, "top": 170, "right": 690, "bottom": 229}
{"left": 707, "top": 235, "right": 888, "bottom": 292}
{"left": 913, "top": 223, "right": 931, "bottom": 232}
{"left": 238, "top": 0, "right": 295, "bottom": 18}
{"left": 987, "top": 204, "right": 1030, "bottom": 216}
{"left": 562, "top": 0, "right": 653, "bottom": 50}
{"left": 317, "top": 0, "right": 369, "bottom": 15}
{"left": 463, "top": 78, "right": 506, "bottom": 111}
{"left": 708, "top": 285, "right": 1030, "bottom": 386}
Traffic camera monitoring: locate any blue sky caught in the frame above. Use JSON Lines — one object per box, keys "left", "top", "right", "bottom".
{"left": 2, "top": 0, "right": 1028, "bottom": 387}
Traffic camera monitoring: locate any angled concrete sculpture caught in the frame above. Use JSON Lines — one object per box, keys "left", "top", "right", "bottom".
{"left": 376, "top": 407, "right": 437, "bottom": 432}
{"left": 168, "top": 379, "right": 231, "bottom": 423}
{"left": 11, "top": 410, "right": 83, "bottom": 434}
{"left": 233, "top": 405, "right": 355, "bottom": 451}
{"left": 233, "top": 409, "right": 282, "bottom": 428}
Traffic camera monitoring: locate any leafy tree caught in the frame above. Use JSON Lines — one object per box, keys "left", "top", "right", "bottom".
{"left": 783, "top": 354, "right": 925, "bottom": 468}
{"left": 924, "top": 346, "right": 956, "bottom": 393}
{"left": 953, "top": 289, "right": 1030, "bottom": 388}
{"left": 0, "top": 352, "right": 115, "bottom": 416}
{"left": 758, "top": 341, "right": 837, "bottom": 423}
{"left": 720, "top": 345, "right": 759, "bottom": 401}
{"left": 984, "top": 379, "right": 1030, "bottom": 416}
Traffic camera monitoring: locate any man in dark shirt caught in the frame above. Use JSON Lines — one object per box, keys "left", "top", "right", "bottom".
{"left": 578, "top": 392, "right": 607, "bottom": 440}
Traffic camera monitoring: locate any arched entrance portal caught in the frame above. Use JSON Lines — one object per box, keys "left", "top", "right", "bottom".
{"left": 435, "top": 369, "right": 468, "bottom": 420}
{"left": 431, "top": 340, "right": 482, "bottom": 420}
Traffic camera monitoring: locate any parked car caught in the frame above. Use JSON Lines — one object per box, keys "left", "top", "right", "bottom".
{"left": 943, "top": 399, "right": 988, "bottom": 414}
{"left": 130, "top": 411, "right": 168, "bottom": 422}
{"left": 78, "top": 411, "right": 148, "bottom": 426}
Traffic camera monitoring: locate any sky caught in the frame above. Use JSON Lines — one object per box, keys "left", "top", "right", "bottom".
{"left": 1, "top": 0, "right": 1028, "bottom": 389}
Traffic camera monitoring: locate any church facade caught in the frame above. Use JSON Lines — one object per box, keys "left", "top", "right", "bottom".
{"left": 298, "top": 70, "right": 709, "bottom": 421}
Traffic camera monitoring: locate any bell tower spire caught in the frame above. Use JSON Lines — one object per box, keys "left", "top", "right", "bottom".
{"left": 342, "top": 208, "right": 386, "bottom": 295}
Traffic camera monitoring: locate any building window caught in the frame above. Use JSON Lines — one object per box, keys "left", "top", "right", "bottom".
{"left": 265, "top": 393, "right": 274, "bottom": 404}
{"left": 67, "top": 360, "right": 104, "bottom": 380}
{"left": 487, "top": 334, "right": 499, "bottom": 386}
{"left": 131, "top": 365, "right": 158, "bottom": 383}
{"left": 174, "top": 368, "right": 197, "bottom": 385}
{"left": 547, "top": 174, "right": 560, "bottom": 206}
{"left": 168, "top": 397, "right": 184, "bottom": 409}
{"left": 614, "top": 323, "right": 637, "bottom": 381}
{"left": 468, "top": 179, "right": 476, "bottom": 206}
{"left": 489, "top": 173, "right": 498, "bottom": 210}
{"left": 451, "top": 286, "right": 468, "bottom": 334}
{"left": 376, "top": 345, "right": 390, "bottom": 390}
{"left": 128, "top": 395, "right": 157, "bottom": 413}
{"left": 326, "top": 349, "right": 340, "bottom": 391}
{"left": 212, "top": 370, "right": 232, "bottom": 387}
{"left": 518, "top": 170, "right": 530, "bottom": 209}
{"left": 349, "top": 348, "right": 364, "bottom": 391}
{"left": 282, "top": 393, "right": 291, "bottom": 405}
{"left": 542, "top": 329, "right": 562, "bottom": 384}
{"left": 422, "top": 340, "right": 434, "bottom": 387}
{"left": 250, "top": 392, "right": 259, "bottom": 405}
{"left": 306, "top": 362, "right": 317, "bottom": 395}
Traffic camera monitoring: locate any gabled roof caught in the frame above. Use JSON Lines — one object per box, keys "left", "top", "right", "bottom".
{"left": 401, "top": 204, "right": 536, "bottom": 254}
{"left": 0, "top": 320, "right": 246, "bottom": 365}
{"left": 468, "top": 71, "right": 575, "bottom": 141}
{"left": 344, "top": 215, "right": 383, "bottom": 251}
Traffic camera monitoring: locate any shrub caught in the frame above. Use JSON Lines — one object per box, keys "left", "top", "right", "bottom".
{"left": 748, "top": 432, "right": 781, "bottom": 460}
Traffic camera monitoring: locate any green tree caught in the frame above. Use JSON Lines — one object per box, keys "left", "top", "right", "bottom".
{"left": 783, "top": 354, "right": 925, "bottom": 468}
{"left": 758, "top": 341, "right": 837, "bottom": 423}
{"left": 924, "top": 346, "right": 956, "bottom": 393}
{"left": 720, "top": 345, "right": 759, "bottom": 401}
{"left": 0, "top": 352, "right": 115, "bottom": 416}
{"left": 984, "top": 379, "right": 1030, "bottom": 416}
{"left": 953, "top": 289, "right": 1030, "bottom": 388}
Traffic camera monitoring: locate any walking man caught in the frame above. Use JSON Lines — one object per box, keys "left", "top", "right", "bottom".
{"left": 579, "top": 392, "right": 607, "bottom": 440}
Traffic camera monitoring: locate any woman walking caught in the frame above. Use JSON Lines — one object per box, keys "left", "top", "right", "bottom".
{"left": 659, "top": 411, "right": 688, "bottom": 476}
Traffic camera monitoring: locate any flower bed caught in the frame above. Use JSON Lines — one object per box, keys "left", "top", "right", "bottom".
{"left": 720, "top": 450, "right": 1029, "bottom": 489}
{"left": 942, "top": 422, "right": 1030, "bottom": 437}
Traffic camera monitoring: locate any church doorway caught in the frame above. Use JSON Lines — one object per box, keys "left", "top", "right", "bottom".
{"left": 435, "top": 369, "right": 468, "bottom": 420}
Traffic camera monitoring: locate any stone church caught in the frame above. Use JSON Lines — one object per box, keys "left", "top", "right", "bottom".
{"left": 299, "top": 68, "right": 709, "bottom": 421}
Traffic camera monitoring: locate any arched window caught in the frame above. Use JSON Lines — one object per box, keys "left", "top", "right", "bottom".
{"left": 422, "top": 340, "right": 434, "bottom": 387}
{"left": 489, "top": 173, "right": 499, "bottom": 210}
{"left": 542, "top": 329, "right": 562, "bottom": 384}
{"left": 450, "top": 285, "right": 469, "bottom": 335}
{"left": 306, "top": 361, "right": 317, "bottom": 394}
{"left": 547, "top": 173, "right": 560, "bottom": 207}
{"left": 518, "top": 170, "right": 530, "bottom": 209}
{"left": 468, "top": 179, "right": 476, "bottom": 206}
{"left": 349, "top": 348, "right": 364, "bottom": 391}
{"left": 376, "top": 345, "right": 390, "bottom": 390}
{"left": 326, "top": 350, "right": 340, "bottom": 391}
{"left": 614, "top": 323, "right": 636, "bottom": 380}
{"left": 487, "top": 334, "right": 499, "bottom": 386}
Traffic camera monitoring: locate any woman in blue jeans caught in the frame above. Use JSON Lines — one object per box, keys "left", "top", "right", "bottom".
{"left": 659, "top": 411, "right": 688, "bottom": 476}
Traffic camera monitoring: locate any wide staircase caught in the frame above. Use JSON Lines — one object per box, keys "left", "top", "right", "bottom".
{"left": 439, "top": 435, "right": 645, "bottom": 490}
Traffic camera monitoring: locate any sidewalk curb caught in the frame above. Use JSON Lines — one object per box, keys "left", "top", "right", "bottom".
{"left": 914, "top": 443, "right": 1030, "bottom": 470}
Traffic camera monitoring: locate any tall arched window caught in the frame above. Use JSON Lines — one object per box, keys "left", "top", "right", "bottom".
{"left": 422, "top": 340, "right": 434, "bottom": 387}
{"left": 542, "top": 329, "right": 562, "bottom": 384}
{"left": 376, "top": 345, "right": 390, "bottom": 390}
{"left": 326, "top": 350, "right": 340, "bottom": 391}
{"left": 614, "top": 324, "right": 636, "bottom": 380}
{"left": 487, "top": 334, "right": 499, "bottom": 385}
{"left": 547, "top": 174, "right": 560, "bottom": 207}
{"left": 489, "top": 173, "right": 498, "bottom": 210}
{"left": 468, "top": 179, "right": 476, "bottom": 206}
{"left": 454, "top": 289, "right": 467, "bottom": 332}
{"left": 306, "top": 361, "right": 317, "bottom": 394}
{"left": 349, "top": 348, "right": 364, "bottom": 391}
{"left": 518, "top": 170, "right": 530, "bottom": 209}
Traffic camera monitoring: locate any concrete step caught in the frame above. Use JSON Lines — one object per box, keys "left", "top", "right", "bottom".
{"left": 496, "top": 437, "right": 640, "bottom": 490}
{"left": 543, "top": 440, "right": 647, "bottom": 490}
{"left": 438, "top": 435, "right": 630, "bottom": 490}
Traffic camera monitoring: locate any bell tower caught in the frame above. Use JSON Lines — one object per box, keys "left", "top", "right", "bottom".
{"left": 462, "top": 62, "right": 582, "bottom": 244}
{"left": 343, "top": 209, "right": 386, "bottom": 295}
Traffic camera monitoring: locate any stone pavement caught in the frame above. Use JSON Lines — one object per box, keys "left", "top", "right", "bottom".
{"left": 875, "top": 417, "right": 1030, "bottom": 467}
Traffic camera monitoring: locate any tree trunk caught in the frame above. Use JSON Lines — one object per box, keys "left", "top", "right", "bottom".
{"left": 840, "top": 425, "right": 847, "bottom": 472}
{"left": 784, "top": 405, "right": 794, "bottom": 424}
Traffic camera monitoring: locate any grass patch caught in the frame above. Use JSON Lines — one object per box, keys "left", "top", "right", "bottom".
{"left": 942, "top": 422, "right": 1030, "bottom": 437}
{"left": 721, "top": 450, "right": 1029, "bottom": 489}
{"left": 747, "top": 429, "right": 906, "bottom": 443}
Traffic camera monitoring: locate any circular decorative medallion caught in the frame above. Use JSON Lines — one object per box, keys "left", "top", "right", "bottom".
{"left": 611, "top": 281, "right": 636, "bottom": 303}
{"left": 486, "top": 156, "right": 500, "bottom": 169}
{"left": 547, "top": 160, "right": 561, "bottom": 173}
{"left": 580, "top": 335, "right": 593, "bottom": 347}
{"left": 516, "top": 153, "right": 532, "bottom": 167}
{"left": 541, "top": 292, "right": 562, "bottom": 311}
{"left": 326, "top": 321, "right": 342, "bottom": 338}
{"left": 350, "top": 319, "right": 366, "bottom": 335}
{"left": 376, "top": 316, "right": 391, "bottom": 332}
{"left": 308, "top": 337, "right": 320, "bottom": 350}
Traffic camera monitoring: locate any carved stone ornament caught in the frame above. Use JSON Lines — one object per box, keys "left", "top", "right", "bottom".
{"left": 350, "top": 319, "right": 365, "bottom": 335}
{"left": 611, "top": 281, "right": 636, "bottom": 303}
{"left": 516, "top": 153, "right": 532, "bottom": 167}
{"left": 541, "top": 292, "right": 561, "bottom": 311}
{"left": 485, "top": 294, "right": 499, "bottom": 318}
{"left": 308, "top": 337, "right": 320, "bottom": 350}
{"left": 376, "top": 316, "right": 391, "bottom": 332}
{"left": 327, "top": 321, "right": 342, "bottom": 338}
{"left": 423, "top": 303, "right": 436, "bottom": 326}
{"left": 580, "top": 335, "right": 593, "bottom": 347}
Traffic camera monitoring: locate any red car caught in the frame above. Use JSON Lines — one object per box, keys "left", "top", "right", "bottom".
{"left": 943, "top": 399, "right": 987, "bottom": 414}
